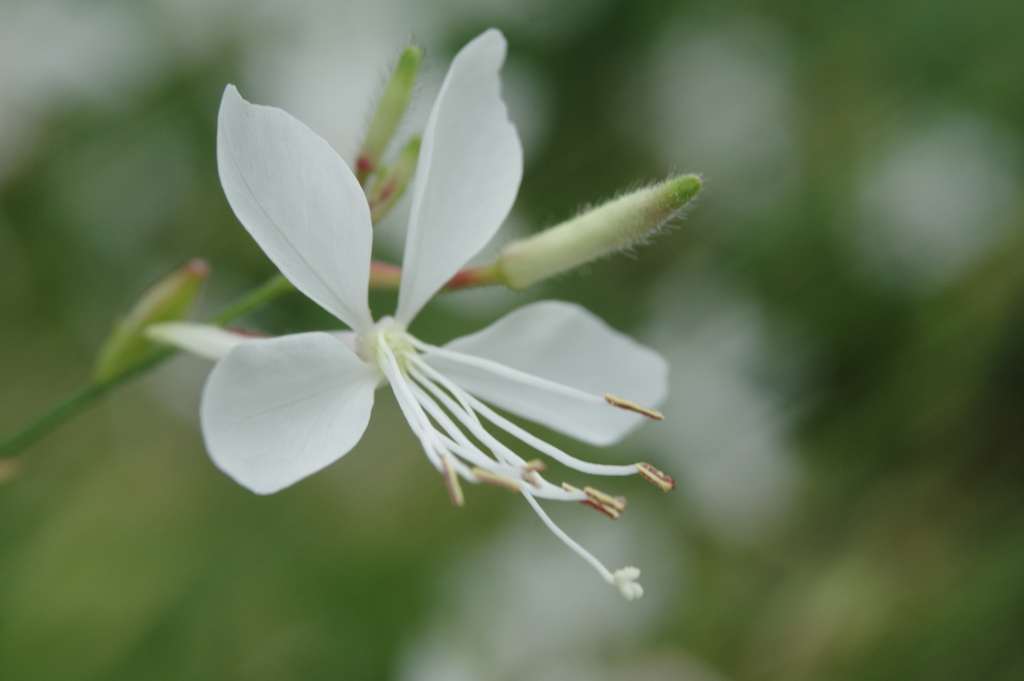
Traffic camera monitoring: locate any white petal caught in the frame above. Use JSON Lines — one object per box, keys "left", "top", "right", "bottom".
{"left": 218, "top": 85, "right": 374, "bottom": 334}
{"left": 147, "top": 322, "right": 251, "bottom": 361}
{"left": 201, "top": 332, "right": 378, "bottom": 494}
{"left": 395, "top": 29, "right": 523, "bottom": 324}
{"left": 423, "top": 301, "right": 668, "bottom": 446}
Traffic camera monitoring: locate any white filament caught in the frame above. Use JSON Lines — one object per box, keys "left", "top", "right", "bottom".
{"left": 374, "top": 328, "right": 641, "bottom": 597}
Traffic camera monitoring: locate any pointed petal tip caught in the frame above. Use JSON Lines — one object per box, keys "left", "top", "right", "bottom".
{"left": 219, "top": 83, "right": 243, "bottom": 115}
{"left": 215, "top": 81, "right": 375, "bottom": 334}
{"left": 395, "top": 27, "right": 523, "bottom": 324}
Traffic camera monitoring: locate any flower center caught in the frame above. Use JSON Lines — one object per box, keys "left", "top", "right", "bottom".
{"left": 365, "top": 316, "right": 417, "bottom": 372}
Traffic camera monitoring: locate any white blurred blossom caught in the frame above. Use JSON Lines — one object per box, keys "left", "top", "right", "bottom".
{"left": 398, "top": 504, "right": 681, "bottom": 681}
{"left": 643, "top": 275, "right": 802, "bottom": 546}
{"left": 850, "top": 112, "right": 1021, "bottom": 295}
{"left": 626, "top": 20, "right": 802, "bottom": 220}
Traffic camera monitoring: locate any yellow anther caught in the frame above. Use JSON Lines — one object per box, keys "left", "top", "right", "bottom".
{"left": 605, "top": 394, "right": 663, "bottom": 420}
{"left": 583, "top": 486, "right": 627, "bottom": 519}
{"left": 441, "top": 454, "right": 465, "bottom": 507}
{"left": 519, "top": 459, "right": 546, "bottom": 487}
{"left": 636, "top": 462, "right": 675, "bottom": 491}
{"left": 471, "top": 467, "right": 522, "bottom": 493}
{"left": 564, "top": 483, "right": 627, "bottom": 519}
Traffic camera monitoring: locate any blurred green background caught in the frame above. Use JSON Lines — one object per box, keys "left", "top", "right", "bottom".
{"left": 3, "top": 0, "right": 1024, "bottom": 679}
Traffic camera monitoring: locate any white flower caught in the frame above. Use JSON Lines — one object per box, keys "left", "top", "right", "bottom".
{"left": 151, "top": 29, "right": 670, "bottom": 599}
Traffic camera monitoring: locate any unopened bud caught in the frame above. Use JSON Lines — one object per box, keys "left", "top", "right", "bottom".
{"left": 497, "top": 174, "right": 702, "bottom": 290}
{"left": 94, "top": 259, "right": 209, "bottom": 383}
{"left": 356, "top": 45, "right": 422, "bottom": 184}
{"left": 369, "top": 135, "right": 421, "bottom": 223}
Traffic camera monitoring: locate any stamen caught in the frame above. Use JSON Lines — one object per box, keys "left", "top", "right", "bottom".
{"left": 605, "top": 394, "right": 663, "bottom": 420}
{"left": 407, "top": 381, "right": 497, "bottom": 470}
{"left": 409, "top": 356, "right": 639, "bottom": 478}
{"left": 584, "top": 486, "right": 628, "bottom": 517}
{"left": 407, "top": 362, "right": 581, "bottom": 501}
{"left": 636, "top": 462, "right": 675, "bottom": 491}
{"left": 441, "top": 453, "right": 465, "bottom": 506}
{"left": 471, "top": 467, "right": 521, "bottom": 493}
{"left": 382, "top": 333, "right": 649, "bottom": 600}
{"left": 520, "top": 459, "right": 545, "bottom": 487}
{"left": 407, "top": 362, "right": 526, "bottom": 467}
{"left": 562, "top": 483, "right": 628, "bottom": 520}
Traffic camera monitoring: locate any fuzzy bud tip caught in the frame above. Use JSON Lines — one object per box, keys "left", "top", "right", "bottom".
{"left": 497, "top": 174, "right": 702, "bottom": 290}
{"left": 357, "top": 45, "right": 422, "bottom": 184}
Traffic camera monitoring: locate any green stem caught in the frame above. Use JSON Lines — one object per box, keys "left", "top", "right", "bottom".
{"left": 0, "top": 383, "right": 107, "bottom": 459}
{"left": 206, "top": 273, "right": 294, "bottom": 325}
{"left": 0, "top": 273, "right": 296, "bottom": 459}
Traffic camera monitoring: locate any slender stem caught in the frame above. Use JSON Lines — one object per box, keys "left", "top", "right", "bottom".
{"left": 206, "top": 273, "right": 294, "bottom": 325}
{"left": 0, "top": 383, "right": 106, "bottom": 459}
{"left": 0, "top": 348, "right": 176, "bottom": 459}
{"left": 0, "top": 273, "right": 296, "bottom": 459}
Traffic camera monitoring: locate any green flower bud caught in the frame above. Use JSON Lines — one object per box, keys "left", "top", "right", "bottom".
{"left": 93, "top": 259, "right": 210, "bottom": 383}
{"left": 496, "top": 174, "right": 701, "bottom": 290}
{"left": 369, "top": 135, "right": 421, "bottom": 224}
{"left": 356, "top": 45, "right": 422, "bottom": 185}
